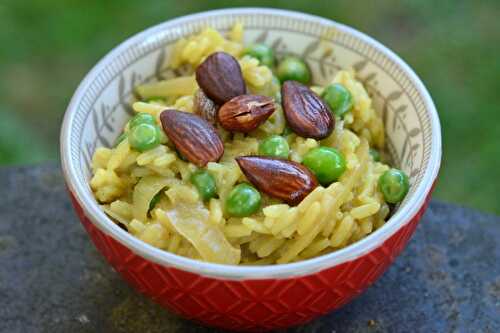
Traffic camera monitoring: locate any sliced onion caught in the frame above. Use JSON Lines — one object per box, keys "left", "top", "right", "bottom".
{"left": 133, "top": 176, "right": 172, "bottom": 222}
{"left": 164, "top": 202, "right": 241, "bottom": 264}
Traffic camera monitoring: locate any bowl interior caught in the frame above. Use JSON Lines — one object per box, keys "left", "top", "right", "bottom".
{"left": 61, "top": 8, "right": 440, "bottom": 278}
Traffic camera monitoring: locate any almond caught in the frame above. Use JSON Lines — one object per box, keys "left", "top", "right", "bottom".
{"left": 218, "top": 95, "right": 275, "bottom": 133}
{"left": 282, "top": 80, "right": 334, "bottom": 139}
{"left": 160, "top": 109, "right": 223, "bottom": 167}
{"left": 193, "top": 89, "right": 218, "bottom": 125}
{"left": 236, "top": 156, "right": 318, "bottom": 205}
{"left": 195, "top": 52, "right": 246, "bottom": 105}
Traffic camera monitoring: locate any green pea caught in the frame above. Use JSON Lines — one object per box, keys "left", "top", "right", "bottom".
{"left": 378, "top": 168, "right": 409, "bottom": 204}
{"left": 115, "top": 132, "right": 127, "bottom": 146}
{"left": 129, "top": 113, "right": 157, "bottom": 129}
{"left": 369, "top": 148, "right": 381, "bottom": 162}
{"left": 158, "top": 128, "right": 168, "bottom": 144}
{"left": 274, "top": 91, "right": 282, "bottom": 104}
{"left": 282, "top": 126, "right": 293, "bottom": 136}
{"left": 272, "top": 75, "right": 281, "bottom": 86}
{"left": 190, "top": 170, "right": 217, "bottom": 201}
{"left": 145, "top": 97, "right": 166, "bottom": 103}
{"left": 243, "top": 43, "right": 275, "bottom": 68}
{"left": 302, "top": 147, "right": 346, "bottom": 185}
{"left": 259, "top": 135, "right": 289, "bottom": 159}
{"left": 149, "top": 192, "right": 162, "bottom": 212}
{"left": 175, "top": 148, "right": 188, "bottom": 162}
{"left": 276, "top": 56, "right": 311, "bottom": 84}
{"left": 321, "top": 83, "right": 353, "bottom": 117}
{"left": 128, "top": 123, "right": 161, "bottom": 152}
{"left": 271, "top": 75, "right": 282, "bottom": 103}
{"left": 225, "top": 183, "right": 261, "bottom": 217}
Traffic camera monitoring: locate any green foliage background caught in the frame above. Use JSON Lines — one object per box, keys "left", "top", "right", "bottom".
{"left": 1, "top": 1, "right": 499, "bottom": 214}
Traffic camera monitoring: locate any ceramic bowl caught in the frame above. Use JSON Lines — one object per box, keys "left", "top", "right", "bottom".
{"left": 60, "top": 8, "right": 441, "bottom": 331}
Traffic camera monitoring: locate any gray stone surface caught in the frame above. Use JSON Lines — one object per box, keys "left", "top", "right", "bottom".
{"left": 0, "top": 164, "right": 499, "bottom": 333}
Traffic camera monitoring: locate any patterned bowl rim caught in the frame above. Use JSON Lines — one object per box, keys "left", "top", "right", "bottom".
{"left": 60, "top": 7, "right": 442, "bottom": 280}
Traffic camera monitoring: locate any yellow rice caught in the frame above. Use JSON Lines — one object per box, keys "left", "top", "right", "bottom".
{"left": 90, "top": 23, "right": 391, "bottom": 265}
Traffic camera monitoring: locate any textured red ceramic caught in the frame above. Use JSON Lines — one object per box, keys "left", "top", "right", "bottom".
{"left": 70, "top": 188, "right": 433, "bottom": 331}
{"left": 61, "top": 8, "right": 442, "bottom": 332}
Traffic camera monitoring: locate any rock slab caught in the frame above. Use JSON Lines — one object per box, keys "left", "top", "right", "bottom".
{"left": 0, "top": 164, "right": 499, "bottom": 333}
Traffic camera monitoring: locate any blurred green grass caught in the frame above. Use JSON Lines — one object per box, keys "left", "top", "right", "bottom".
{"left": 1, "top": 0, "right": 499, "bottom": 214}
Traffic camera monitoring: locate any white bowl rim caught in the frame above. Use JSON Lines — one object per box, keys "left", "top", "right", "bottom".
{"left": 61, "top": 7, "right": 442, "bottom": 280}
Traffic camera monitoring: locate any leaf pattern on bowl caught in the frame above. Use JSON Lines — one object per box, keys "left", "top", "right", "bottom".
{"left": 74, "top": 16, "right": 430, "bottom": 204}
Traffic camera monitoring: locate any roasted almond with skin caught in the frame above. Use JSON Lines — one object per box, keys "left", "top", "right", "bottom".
{"left": 160, "top": 109, "right": 223, "bottom": 167}
{"left": 195, "top": 52, "right": 246, "bottom": 105}
{"left": 218, "top": 95, "right": 275, "bottom": 133}
{"left": 282, "top": 80, "right": 334, "bottom": 139}
{"left": 236, "top": 156, "right": 318, "bottom": 206}
{"left": 193, "top": 89, "right": 218, "bottom": 125}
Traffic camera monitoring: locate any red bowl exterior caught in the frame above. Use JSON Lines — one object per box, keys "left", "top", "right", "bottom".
{"left": 69, "top": 188, "right": 432, "bottom": 332}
